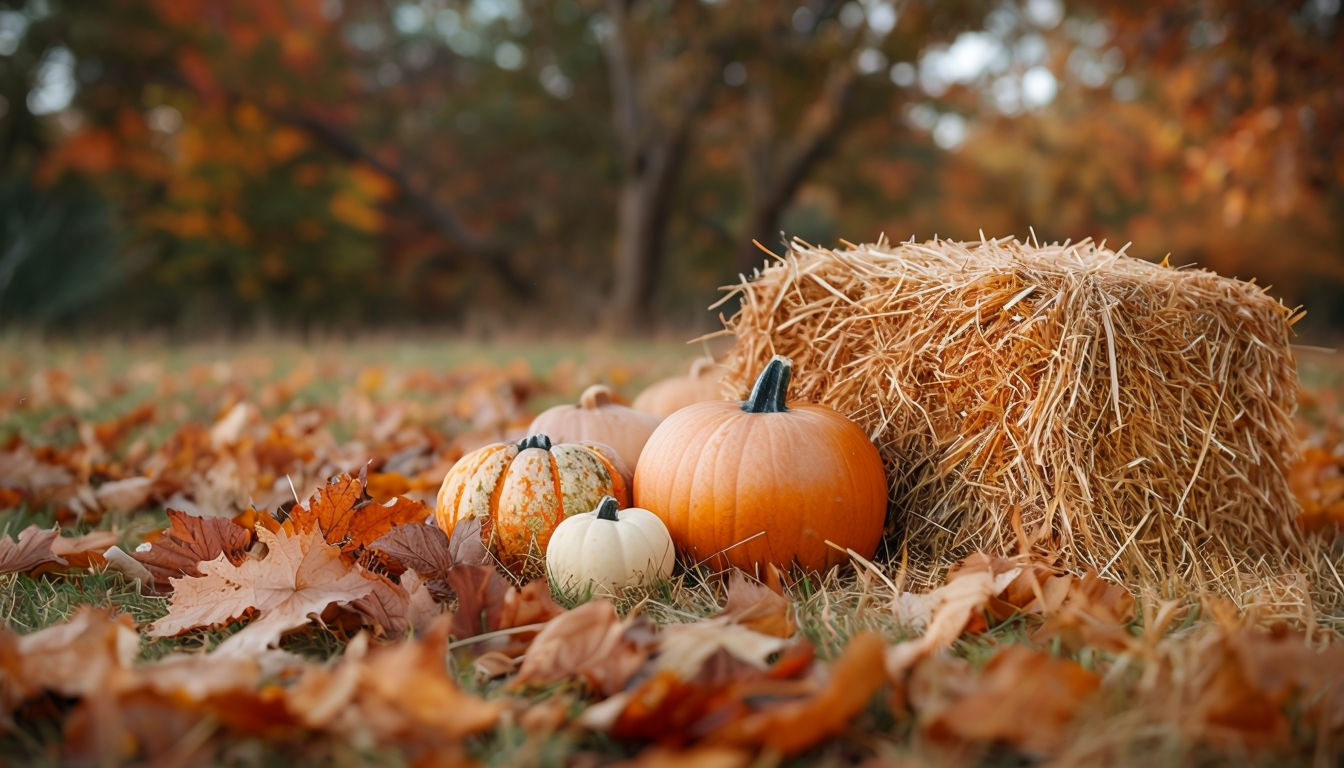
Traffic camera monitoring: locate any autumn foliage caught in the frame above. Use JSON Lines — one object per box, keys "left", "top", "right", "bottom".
{"left": 2, "top": 342, "right": 1342, "bottom": 764}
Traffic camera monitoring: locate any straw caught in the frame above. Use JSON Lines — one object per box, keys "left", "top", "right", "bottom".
{"left": 716, "top": 235, "right": 1324, "bottom": 603}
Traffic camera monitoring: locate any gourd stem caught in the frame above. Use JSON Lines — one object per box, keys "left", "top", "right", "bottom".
{"left": 579, "top": 384, "right": 614, "bottom": 410}
{"left": 518, "top": 433, "right": 553, "bottom": 451}
{"left": 595, "top": 495, "right": 620, "bottom": 521}
{"left": 742, "top": 356, "right": 791, "bottom": 413}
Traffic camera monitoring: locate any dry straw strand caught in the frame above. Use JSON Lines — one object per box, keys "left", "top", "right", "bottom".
{"left": 718, "top": 236, "right": 1324, "bottom": 602}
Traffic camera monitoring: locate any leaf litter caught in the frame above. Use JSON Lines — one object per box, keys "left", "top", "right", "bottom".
{"left": 2, "top": 341, "right": 1342, "bottom": 765}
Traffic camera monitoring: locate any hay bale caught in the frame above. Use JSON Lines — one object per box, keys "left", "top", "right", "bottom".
{"left": 718, "top": 235, "right": 1310, "bottom": 588}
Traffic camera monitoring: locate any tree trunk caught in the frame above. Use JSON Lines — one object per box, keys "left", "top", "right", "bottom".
{"left": 610, "top": 181, "right": 660, "bottom": 328}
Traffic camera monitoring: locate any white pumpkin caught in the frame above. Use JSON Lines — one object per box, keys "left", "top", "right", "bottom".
{"left": 545, "top": 495, "right": 675, "bottom": 596}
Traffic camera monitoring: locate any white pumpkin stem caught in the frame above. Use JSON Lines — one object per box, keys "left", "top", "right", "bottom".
{"left": 579, "top": 384, "right": 616, "bottom": 410}
{"left": 594, "top": 495, "right": 620, "bottom": 521}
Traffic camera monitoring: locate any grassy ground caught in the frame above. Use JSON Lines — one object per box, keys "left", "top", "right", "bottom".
{"left": 2, "top": 334, "right": 1341, "bottom": 766}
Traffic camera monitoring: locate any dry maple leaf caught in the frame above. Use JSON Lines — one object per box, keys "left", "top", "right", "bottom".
{"left": 132, "top": 508, "right": 253, "bottom": 591}
{"left": 653, "top": 622, "right": 792, "bottom": 681}
{"left": 1031, "top": 570, "right": 1137, "bottom": 653}
{"left": 0, "top": 525, "right": 67, "bottom": 575}
{"left": 887, "top": 552, "right": 1023, "bottom": 676}
{"left": 706, "top": 631, "right": 888, "bottom": 756}
{"left": 1161, "top": 621, "right": 1344, "bottom": 753}
{"left": 717, "top": 569, "right": 794, "bottom": 638}
{"left": 148, "top": 525, "right": 378, "bottom": 656}
{"left": 447, "top": 564, "right": 564, "bottom": 654}
{"left": 914, "top": 644, "right": 1101, "bottom": 758}
{"left": 287, "top": 615, "right": 505, "bottom": 757}
{"left": 287, "top": 471, "right": 429, "bottom": 556}
{"left": 511, "top": 599, "right": 656, "bottom": 696}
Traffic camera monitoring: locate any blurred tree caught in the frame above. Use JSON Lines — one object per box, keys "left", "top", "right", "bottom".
{"left": 1, "top": 0, "right": 1340, "bottom": 334}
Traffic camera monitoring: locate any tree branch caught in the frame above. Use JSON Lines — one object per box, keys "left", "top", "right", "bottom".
{"left": 261, "top": 105, "right": 535, "bottom": 299}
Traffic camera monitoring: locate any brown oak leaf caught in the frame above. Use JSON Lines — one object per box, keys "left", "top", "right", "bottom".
{"left": 148, "top": 526, "right": 378, "bottom": 656}
{"left": 288, "top": 472, "right": 429, "bottom": 555}
{"left": 133, "top": 508, "right": 253, "bottom": 591}
{"left": 0, "top": 525, "right": 67, "bottom": 575}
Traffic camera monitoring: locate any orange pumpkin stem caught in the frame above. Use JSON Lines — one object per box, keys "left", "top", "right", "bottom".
{"left": 743, "top": 356, "right": 791, "bottom": 414}
{"left": 594, "top": 495, "right": 620, "bottom": 521}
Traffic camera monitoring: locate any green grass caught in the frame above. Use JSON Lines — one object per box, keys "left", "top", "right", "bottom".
{"left": 1, "top": 335, "right": 1341, "bottom": 767}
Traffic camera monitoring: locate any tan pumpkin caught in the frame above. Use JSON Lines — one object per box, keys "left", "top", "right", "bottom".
{"left": 435, "top": 433, "right": 632, "bottom": 575}
{"left": 631, "top": 357, "right": 727, "bottom": 417}
{"left": 527, "top": 384, "right": 662, "bottom": 469}
{"left": 633, "top": 356, "right": 887, "bottom": 574}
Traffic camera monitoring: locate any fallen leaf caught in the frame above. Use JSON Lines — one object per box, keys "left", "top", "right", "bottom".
{"left": 886, "top": 553, "right": 1022, "bottom": 676}
{"left": 132, "top": 508, "right": 253, "bottom": 591}
{"left": 288, "top": 472, "right": 429, "bottom": 555}
{"left": 0, "top": 606, "right": 138, "bottom": 704}
{"left": 446, "top": 565, "right": 564, "bottom": 653}
{"left": 473, "top": 651, "right": 517, "bottom": 683}
{"left": 654, "top": 622, "right": 792, "bottom": 680}
{"left": 347, "top": 569, "right": 444, "bottom": 639}
{"left": 288, "top": 616, "right": 505, "bottom": 757}
{"left": 511, "top": 599, "right": 655, "bottom": 696}
{"left": 102, "top": 544, "right": 154, "bottom": 587}
{"left": 0, "top": 525, "right": 67, "bottom": 575}
{"left": 1165, "top": 621, "right": 1344, "bottom": 752}
{"left": 1032, "top": 570, "right": 1137, "bottom": 653}
{"left": 148, "top": 525, "right": 378, "bottom": 656}
{"left": 371, "top": 522, "right": 455, "bottom": 579}
{"left": 93, "top": 476, "right": 155, "bottom": 513}
{"left": 447, "top": 515, "right": 492, "bottom": 567}
{"left": 915, "top": 644, "right": 1101, "bottom": 758}
{"left": 50, "top": 529, "right": 118, "bottom": 569}
{"left": 706, "top": 632, "right": 887, "bottom": 756}
{"left": 717, "top": 569, "right": 794, "bottom": 638}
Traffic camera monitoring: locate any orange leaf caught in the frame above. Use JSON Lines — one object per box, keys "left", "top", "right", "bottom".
{"left": 706, "top": 632, "right": 887, "bottom": 756}
{"left": 50, "top": 529, "right": 119, "bottom": 569}
{"left": 288, "top": 473, "right": 429, "bottom": 556}
{"left": 886, "top": 552, "right": 1023, "bottom": 675}
{"left": 288, "top": 616, "right": 505, "bottom": 753}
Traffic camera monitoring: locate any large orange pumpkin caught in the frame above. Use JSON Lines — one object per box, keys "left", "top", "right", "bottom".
{"left": 633, "top": 356, "right": 887, "bottom": 574}
{"left": 435, "top": 433, "right": 631, "bottom": 574}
